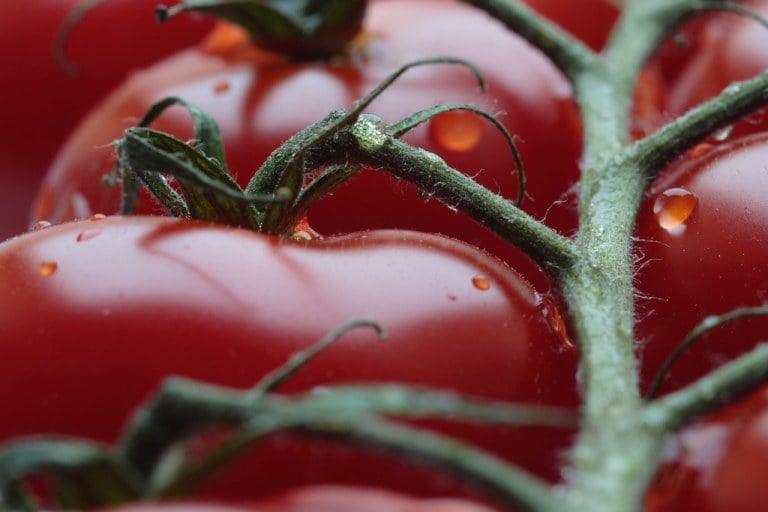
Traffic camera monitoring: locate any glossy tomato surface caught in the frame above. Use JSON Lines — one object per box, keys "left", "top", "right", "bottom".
{"left": 646, "top": 384, "right": 768, "bottom": 512}
{"left": 525, "top": 0, "right": 618, "bottom": 50}
{"left": 0, "top": 0, "right": 212, "bottom": 241}
{"left": 662, "top": 0, "right": 768, "bottom": 134}
{"left": 33, "top": 0, "right": 586, "bottom": 291}
{"left": 96, "top": 485, "right": 495, "bottom": 512}
{"left": 0, "top": 216, "right": 578, "bottom": 500}
{"left": 634, "top": 134, "right": 768, "bottom": 395}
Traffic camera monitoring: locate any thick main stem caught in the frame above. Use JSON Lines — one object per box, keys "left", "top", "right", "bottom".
{"left": 551, "top": 1, "right": 680, "bottom": 508}
{"left": 555, "top": 163, "right": 659, "bottom": 509}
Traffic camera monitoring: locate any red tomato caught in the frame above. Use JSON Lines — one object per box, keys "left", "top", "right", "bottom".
{"left": 646, "top": 384, "right": 768, "bottom": 512}
{"left": 524, "top": 0, "right": 618, "bottom": 50}
{"left": 0, "top": 216, "right": 578, "bottom": 500}
{"left": 32, "top": 0, "right": 586, "bottom": 291}
{"left": 634, "top": 134, "right": 768, "bottom": 395}
{"left": 95, "top": 485, "right": 495, "bottom": 512}
{"left": 0, "top": 1, "right": 213, "bottom": 241}
{"left": 662, "top": 0, "right": 768, "bottom": 135}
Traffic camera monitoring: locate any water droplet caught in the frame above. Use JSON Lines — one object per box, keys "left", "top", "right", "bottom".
{"left": 689, "top": 143, "right": 713, "bottom": 159}
{"left": 712, "top": 124, "right": 733, "bottom": 141}
{"left": 89, "top": 213, "right": 106, "bottom": 222}
{"left": 39, "top": 261, "right": 58, "bottom": 277}
{"left": 428, "top": 110, "right": 484, "bottom": 152}
{"left": 472, "top": 276, "right": 491, "bottom": 291}
{"left": 653, "top": 188, "right": 698, "bottom": 234}
{"left": 76, "top": 230, "right": 102, "bottom": 242}
{"left": 213, "top": 81, "right": 231, "bottom": 94}
{"left": 31, "top": 221, "right": 52, "bottom": 231}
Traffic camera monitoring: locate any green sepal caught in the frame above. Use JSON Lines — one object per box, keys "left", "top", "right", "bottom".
{"left": 158, "top": 0, "right": 368, "bottom": 59}
{"left": 0, "top": 439, "right": 139, "bottom": 509}
{"left": 118, "top": 128, "right": 271, "bottom": 229}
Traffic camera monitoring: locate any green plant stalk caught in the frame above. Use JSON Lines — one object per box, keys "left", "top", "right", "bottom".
{"left": 541, "top": 0, "right": 720, "bottom": 509}
{"left": 649, "top": 344, "right": 768, "bottom": 432}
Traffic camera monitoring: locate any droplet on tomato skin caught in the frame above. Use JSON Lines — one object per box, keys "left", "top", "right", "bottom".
{"left": 689, "top": 143, "right": 713, "bottom": 159}
{"left": 213, "top": 81, "right": 231, "bottom": 94}
{"left": 89, "top": 213, "right": 106, "bottom": 222}
{"left": 31, "top": 220, "right": 52, "bottom": 231}
{"left": 39, "top": 261, "right": 58, "bottom": 277}
{"left": 653, "top": 188, "right": 698, "bottom": 235}
{"left": 472, "top": 275, "right": 491, "bottom": 291}
{"left": 76, "top": 230, "right": 102, "bottom": 242}
{"left": 712, "top": 124, "right": 733, "bottom": 142}
{"left": 428, "top": 110, "right": 484, "bottom": 152}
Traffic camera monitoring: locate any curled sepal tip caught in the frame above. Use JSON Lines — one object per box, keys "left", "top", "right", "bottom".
{"left": 249, "top": 319, "right": 386, "bottom": 398}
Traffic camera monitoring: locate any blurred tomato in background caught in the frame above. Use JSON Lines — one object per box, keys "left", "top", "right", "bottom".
{"left": 0, "top": 0, "right": 212, "bottom": 240}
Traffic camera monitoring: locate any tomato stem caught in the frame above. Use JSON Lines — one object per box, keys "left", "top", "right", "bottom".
{"left": 461, "top": 0, "right": 596, "bottom": 77}
{"left": 157, "top": 0, "right": 368, "bottom": 60}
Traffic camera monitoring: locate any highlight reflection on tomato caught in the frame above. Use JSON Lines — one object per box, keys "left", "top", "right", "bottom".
{"left": 0, "top": 216, "right": 578, "bottom": 500}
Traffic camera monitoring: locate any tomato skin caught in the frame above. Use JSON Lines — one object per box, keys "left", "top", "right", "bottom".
{"left": 93, "top": 485, "right": 495, "bottom": 512}
{"left": 634, "top": 134, "right": 768, "bottom": 395}
{"left": 524, "top": 0, "right": 618, "bottom": 50}
{"left": 0, "top": 0, "right": 213, "bottom": 241}
{"left": 646, "top": 384, "right": 768, "bottom": 512}
{"left": 33, "top": 0, "right": 585, "bottom": 291}
{"left": 661, "top": 0, "right": 768, "bottom": 135}
{"left": 0, "top": 216, "right": 577, "bottom": 500}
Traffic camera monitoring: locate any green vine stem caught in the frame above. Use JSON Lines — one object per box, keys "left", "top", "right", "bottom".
{"left": 646, "top": 306, "right": 768, "bottom": 399}
{"left": 649, "top": 344, "right": 768, "bottom": 432}
{"left": 442, "top": 0, "right": 768, "bottom": 510}
{"left": 330, "top": 120, "right": 577, "bottom": 271}
{"left": 128, "top": 383, "right": 572, "bottom": 511}
{"left": 116, "top": 321, "right": 577, "bottom": 507}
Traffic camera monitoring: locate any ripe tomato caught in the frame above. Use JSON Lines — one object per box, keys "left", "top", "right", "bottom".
{"left": 645, "top": 384, "right": 768, "bottom": 512}
{"left": 95, "top": 485, "right": 494, "bottom": 512}
{"left": 0, "top": 0, "right": 213, "bottom": 241}
{"left": 0, "top": 216, "right": 578, "bottom": 500}
{"left": 634, "top": 134, "right": 768, "bottom": 395}
{"left": 661, "top": 0, "right": 768, "bottom": 135}
{"left": 33, "top": 0, "right": 585, "bottom": 291}
{"left": 524, "top": 0, "right": 618, "bottom": 50}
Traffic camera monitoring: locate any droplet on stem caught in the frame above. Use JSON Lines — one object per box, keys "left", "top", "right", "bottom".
{"left": 712, "top": 124, "right": 733, "bottom": 142}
